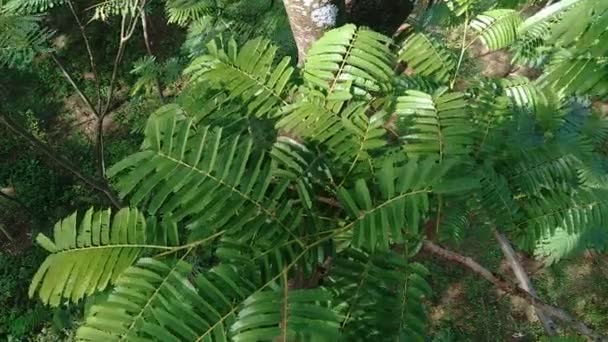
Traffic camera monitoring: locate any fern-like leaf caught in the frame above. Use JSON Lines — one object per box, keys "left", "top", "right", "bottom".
{"left": 304, "top": 24, "right": 395, "bottom": 104}
{"left": 277, "top": 97, "right": 387, "bottom": 170}
{"left": 331, "top": 249, "right": 431, "bottom": 341}
{"left": 396, "top": 87, "right": 474, "bottom": 158}
{"left": 338, "top": 158, "right": 475, "bottom": 251}
{"left": 478, "top": 166, "right": 523, "bottom": 230}
{"left": 91, "top": 0, "right": 139, "bottom": 21}
{"left": 107, "top": 116, "right": 303, "bottom": 246}
{"left": 2, "top": 0, "right": 65, "bottom": 14}
{"left": 470, "top": 9, "right": 522, "bottom": 51}
{"left": 538, "top": 51, "right": 608, "bottom": 99}
{"left": 78, "top": 260, "right": 263, "bottom": 342}
{"left": 505, "top": 144, "right": 582, "bottom": 194}
{"left": 398, "top": 32, "right": 456, "bottom": 83}
{"left": 165, "top": 0, "right": 219, "bottom": 26}
{"left": 29, "top": 207, "right": 177, "bottom": 306}
{"left": 535, "top": 226, "right": 608, "bottom": 265}
{"left": 522, "top": 189, "right": 608, "bottom": 241}
{"left": 0, "top": 10, "right": 53, "bottom": 68}
{"left": 271, "top": 136, "right": 332, "bottom": 210}
{"left": 185, "top": 37, "right": 294, "bottom": 118}
{"left": 231, "top": 288, "right": 341, "bottom": 341}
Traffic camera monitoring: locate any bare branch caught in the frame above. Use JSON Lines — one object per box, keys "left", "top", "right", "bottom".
{"left": 50, "top": 52, "right": 100, "bottom": 118}
{"left": 422, "top": 240, "right": 607, "bottom": 341}
{"left": 96, "top": 0, "right": 147, "bottom": 178}
{"left": 101, "top": 0, "right": 147, "bottom": 116}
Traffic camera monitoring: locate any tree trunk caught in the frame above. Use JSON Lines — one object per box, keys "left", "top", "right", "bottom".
{"left": 282, "top": 0, "right": 344, "bottom": 65}
{"left": 345, "top": 0, "right": 413, "bottom": 35}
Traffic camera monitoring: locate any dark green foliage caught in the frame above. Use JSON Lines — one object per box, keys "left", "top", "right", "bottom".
{"left": 330, "top": 248, "right": 431, "bottom": 341}
{"left": 0, "top": 249, "right": 52, "bottom": 339}
{"left": 398, "top": 32, "right": 456, "bottom": 83}
{"left": 0, "top": 10, "right": 53, "bottom": 68}
{"left": 396, "top": 87, "right": 474, "bottom": 157}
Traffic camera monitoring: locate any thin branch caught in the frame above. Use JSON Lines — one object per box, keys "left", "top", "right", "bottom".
{"left": 0, "top": 114, "right": 122, "bottom": 209}
{"left": 101, "top": 14, "right": 128, "bottom": 117}
{"left": 95, "top": 113, "right": 106, "bottom": 178}
{"left": 316, "top": 195, "right": 343, "bottom": 208}
{"left": 493, "top": 230, "right": 557, "bottom": 336}
{"left": 50, "top": 51, "right": 107, "bottom": 178}
{"left": 96, "top": 0, "right": 146, "bottom": 178}
{"left": 423, "top": 240, "right": 607, "bottom": 341}
{"left": 101, "top": 0, "right": 145, "bottom": 116}
{"left": 140, "top": 9, "right": 165, "bottom": 101}
{"left": 67, "top": 0, "right": 102, "bottom": 113}
{"left": 50, "top": 52, "right": 100, "bottom": 118}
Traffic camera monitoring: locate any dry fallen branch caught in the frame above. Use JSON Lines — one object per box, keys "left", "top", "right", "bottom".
{"left": 423, "top": 240, "right": 606, "bottom": 341}
{"left": 494, "top": 230, "right": 557, "bottom": 336}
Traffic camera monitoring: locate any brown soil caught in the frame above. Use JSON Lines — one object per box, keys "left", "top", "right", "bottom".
{"left": 429, "top": 281, "right": 466, "bottom": 322}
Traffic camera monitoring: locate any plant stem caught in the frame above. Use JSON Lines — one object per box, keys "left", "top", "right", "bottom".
{"left": 423, "top": 240, "right": 606, "bottom": 341}
{"left": 152, "top": 230, "right": 225, "bottom": 258}
{"left": 493, "top": 230, "right": 557, "bottom": 336}
{"left": 96, "top": 0, "right": 146, "bottom": 178}
{"left": 450, "top": 11, "right": 470, "bottom": 89}
{"left": 0, "top": 114, "right": 122, "bottom": 208}
{"left": 50, "top": 51, "right": 108, "bottom": 178}
{"left": 101, "top": 1, "right": 144, "bottom": 116}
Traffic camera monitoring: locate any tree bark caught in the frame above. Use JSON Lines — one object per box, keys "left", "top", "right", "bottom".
{"left": 423, "top": 240, "right": 606, "bottom": 341}
{"left": 494, "top": 230, "right": 557, "bottom": 336}
{"left": 282, "top": 0, "right": 344, "bottom": 65}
